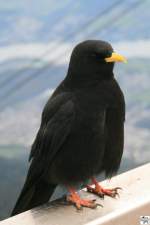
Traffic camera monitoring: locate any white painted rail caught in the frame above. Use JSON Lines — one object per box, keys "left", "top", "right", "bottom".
{"left": 1, "top": 163, "right": 150, "bottom": 225}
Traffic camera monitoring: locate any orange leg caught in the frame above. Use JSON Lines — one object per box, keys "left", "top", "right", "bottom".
{"left": 86, "top": 177, "right": 122, "bottom": 198}
{"left": 66, "top": 187, "right": 100, "bottom": 209}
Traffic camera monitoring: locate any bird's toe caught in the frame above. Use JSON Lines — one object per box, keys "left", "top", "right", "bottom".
{"left": 86, "top": 179, "right": 122, "bottom": 199}
{"left": 66, "top": 194, "right": 101, "bottom": 210}
{"left": 102, "top": 187, "right": 122, "bottom": 198}
{"left": 86, "top": 185, "right": 104, "bottom": 198}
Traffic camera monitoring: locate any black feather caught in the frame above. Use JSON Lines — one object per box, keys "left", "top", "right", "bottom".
{"left": 11, "top": 40, "right": 125, "bottom": 216}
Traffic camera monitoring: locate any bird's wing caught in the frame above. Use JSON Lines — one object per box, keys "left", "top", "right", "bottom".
{"left": 28, "top": 93, "right": 75, "bottom": 179}
{"left": 11, "top": 93, "right": 75, "bottom": 215}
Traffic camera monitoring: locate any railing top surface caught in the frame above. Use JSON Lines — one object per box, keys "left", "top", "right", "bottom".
{"left": 1, "top": 163, "right": 150, "bottom": 225}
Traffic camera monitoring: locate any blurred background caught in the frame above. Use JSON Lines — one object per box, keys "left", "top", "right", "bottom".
{"left": 0, "top": 0, "right": 150, "bottom": 220}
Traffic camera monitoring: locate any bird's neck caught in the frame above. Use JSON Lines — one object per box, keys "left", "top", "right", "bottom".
{"left": 65, "top": 70, "right": 114, "bottom": 89}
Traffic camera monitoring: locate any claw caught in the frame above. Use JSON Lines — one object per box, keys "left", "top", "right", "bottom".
{"left": 86, "top": 184, "right": 104, "bottom": 198}
{"left": 87, "top": 178, "right": 122, "bottom": 199}
{"left": 102, "top": 187, "right": 122, "bottom": 198}
{"left": 66, "top": 187, "right": 102, "bottom": 210}
{"left": 67, "top": 194, "right": 99, "bottom": 209}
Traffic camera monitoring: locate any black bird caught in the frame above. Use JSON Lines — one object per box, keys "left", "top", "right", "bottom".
{"left": 11, "top": 40, "right": 126, "bottom": 215}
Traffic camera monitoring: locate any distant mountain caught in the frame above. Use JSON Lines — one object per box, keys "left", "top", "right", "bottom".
{"left": 0, "top": 39, "right": 150, "bottom": 154}
{"left": 0, "top": 58, "right": 150, "bottom": 163}
{"left": 0, "top": 40, "right": 150, "bottom": 104}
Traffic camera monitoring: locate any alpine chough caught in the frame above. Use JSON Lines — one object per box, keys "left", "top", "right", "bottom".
{"left": 11, "top": 40, "right": 126, "bottom": 215}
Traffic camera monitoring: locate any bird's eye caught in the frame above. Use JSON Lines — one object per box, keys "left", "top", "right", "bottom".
{"left": 90, "top": 51, "right": 112, "bottom": 59}
{"left": 105, "top": 51, "right": 112, "bottom": 57}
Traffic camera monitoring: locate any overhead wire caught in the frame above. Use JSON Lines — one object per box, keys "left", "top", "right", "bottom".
{"left": 0, "top": 0, "right": 128, "bottom": 104}
{"left": 0, "top": 0, "right": 122, "bottom": 91}
{"left": 0, "top": 0, "right": 80, "bottom": 89}
{"left": 0, "top": 0, "right": 147, "bottom": 110}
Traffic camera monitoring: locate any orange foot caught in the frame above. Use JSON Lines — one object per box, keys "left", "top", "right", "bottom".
{"left": 66, "top": 187, "right": 101, "bottom": 210}
{"left": 86, "top": 178, "right": 122, "bottom": 198}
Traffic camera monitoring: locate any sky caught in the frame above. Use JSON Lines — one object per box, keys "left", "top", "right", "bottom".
{"left": 0, "top": 0, "right": 150, "bottom": 46}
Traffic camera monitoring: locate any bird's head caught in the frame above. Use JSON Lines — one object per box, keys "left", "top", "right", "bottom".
{"left": 67, "top": 40, "right": 126, "bottom": 83}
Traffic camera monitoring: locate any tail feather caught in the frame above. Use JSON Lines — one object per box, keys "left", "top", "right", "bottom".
{"left": 11, "top": 180, "right": 56, "bottom": 216}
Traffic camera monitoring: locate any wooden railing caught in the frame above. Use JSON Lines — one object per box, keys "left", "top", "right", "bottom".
{"left": 1, "top": 163, "right": 150, "bottom": 225}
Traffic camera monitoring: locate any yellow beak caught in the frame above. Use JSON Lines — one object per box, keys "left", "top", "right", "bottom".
{"left": 105, "top": 52, "right": 127, "bottom": 63}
